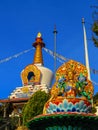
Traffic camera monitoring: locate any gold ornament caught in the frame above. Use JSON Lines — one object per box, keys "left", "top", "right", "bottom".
{"left": 21, "top": 64, "right": 41, "bottom": 85}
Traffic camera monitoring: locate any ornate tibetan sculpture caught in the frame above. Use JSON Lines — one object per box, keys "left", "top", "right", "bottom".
{"left": 43, "top": 60, "right": 93, "bottom": 114}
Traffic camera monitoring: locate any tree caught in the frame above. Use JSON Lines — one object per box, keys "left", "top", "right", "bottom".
{"left": 22, "top": 90, "right": 50, "bottom": 125}
{"left": 0, "top": 103, "right": 4, "bottom": 117}
{"left": 93, "top": 92, "right": 98, "bottom": 105}
{"left": 0, "top": 102, "right": 13, "bottom": 118}
{"left": 92, "top": 106, "right": 97, "bottom": 113}
{"left": 6, "top": 102, "right": 14, "bottom": 117}
{"left": 91, "top": 4, "right": 98, "bottom": 47}
{"left": 91, "top": 92, "right": 98, "bottom": 114}
{"left": 92, "top": 21, "right": 98, "bottom": 47}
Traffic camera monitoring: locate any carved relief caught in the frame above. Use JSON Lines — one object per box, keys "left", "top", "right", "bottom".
{"left": 21, "top": 64, "right": 41, "bottom": 85}
{"left": 51, "top": 60, "right": 94, "bottom": 102}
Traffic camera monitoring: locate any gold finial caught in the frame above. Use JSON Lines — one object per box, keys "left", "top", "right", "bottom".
{"left": 37, "top": 32, "right": 42, "bottom": 38}
{"left": 33, "top": 32, "right": 45, "bottom": 65}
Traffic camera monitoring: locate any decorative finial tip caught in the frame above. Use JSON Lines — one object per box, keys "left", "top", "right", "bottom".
{"left": 53, "top": 24, "right": 58, "bottom": 34}
{"left": 37, "top": 32, "right": 42, "bottom": 38}
{"left": 82, "top": 18, "right": 85, "bottom": 23}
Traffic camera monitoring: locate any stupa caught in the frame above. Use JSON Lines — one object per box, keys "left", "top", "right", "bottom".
{"left": 0, "top": 33, "right": 53, "bottom": 117}
{"left": 27, "top": 60, "right": 98, "bottom": 130}
{"left": 9, "top": 32, "right": 53, "bottom": 99}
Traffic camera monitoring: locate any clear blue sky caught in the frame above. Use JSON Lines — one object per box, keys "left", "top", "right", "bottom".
{"left": 0, "top": 0, "right": 98, "bottom": 99}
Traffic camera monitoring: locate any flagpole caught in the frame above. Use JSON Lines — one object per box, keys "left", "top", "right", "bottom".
{"left": 82, "top": 18, "right": 94, "bottom": 107}
{"left": 82, "top": 18, "right": 91, "bottom": 80}
{"left": 53, "top": 25, "right": 58, "bottom": 73}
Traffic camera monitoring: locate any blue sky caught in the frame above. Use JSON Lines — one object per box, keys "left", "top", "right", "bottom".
{"left": 0, "top": 0, "right": 98, "bottom": 99}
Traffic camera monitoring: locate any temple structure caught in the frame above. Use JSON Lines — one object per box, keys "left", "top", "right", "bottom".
{"left": 0, "top": 33, "right": 53, "bottom": 117}
{"left": 27, "top": 60, "right": 98, "bottom": 130}
{"left": 0, "top": 30, "right": 98, "bottom": 130}
{"left": 9, "top": 32, "right": 53, "bottom": 99}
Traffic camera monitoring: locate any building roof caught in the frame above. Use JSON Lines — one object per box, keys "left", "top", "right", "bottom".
{"left": 0, "top": 97, "right": 29, "bottom": 103}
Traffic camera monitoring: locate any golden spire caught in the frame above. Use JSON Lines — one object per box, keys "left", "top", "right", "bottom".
{"left": 33, "top": 32, "right": 45, "bottom": 65}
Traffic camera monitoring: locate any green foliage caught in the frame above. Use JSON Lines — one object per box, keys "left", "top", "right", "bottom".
{"left": 92, "top": 107, "right": 97, "bottom": 114}
{"left": 22, "top": 90, "right": 50, "bottom": 125}
{"left": 92, "top": 22, "right": 98, "bottom": 36}
{"left": 93, "top": 92, "right": 98, "bottom": 104}
{"left": 10, "top": 116, "right": 19, "bottom": 130}
{"left": 91, "top": 93, "right": 98, "bottom": 113}
{"left": 92, "top": 21, "right": 98, "bottom": 47}
{"left": 92, "top": 36, "right": 98, "bottom": 47}
{"left": 0, "top": 116, "right": 3, "bottom": 124}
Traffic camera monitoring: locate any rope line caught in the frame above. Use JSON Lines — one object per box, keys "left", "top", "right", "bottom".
{"left": 0, "top": 48, "right": 34, "bottom": 64}
{"left": 43, "top": 47, "right": 98, "bottom": 86}
{"left": 0, "top": 47, "right": 97, "bottom": 85}
{"left": 43, "top": 48, "right": 70, "bottom": 62}
{"left": 0, "top": 47, "right": 98, "bottom": 75}
{"left": 44, "top": 47, "right": 98, "bottom": 74}
{"left": 91, "top": 80, "right": 98, "bottom": 86}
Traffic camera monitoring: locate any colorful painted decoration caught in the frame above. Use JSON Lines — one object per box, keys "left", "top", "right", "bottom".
{"left": 46, "top": 98, "right": 91, "bottom": 113}
{"left": 51, "top": 60, "right": 93, "bottom": 100}
{"left": 9, "top": 84, "right": 49, "bottom": 99}
{"left": 21, "top": 64, "right": 41, "bottom": 85}
{"left": 43, "top": 60, "right": 94, "bottom": 114}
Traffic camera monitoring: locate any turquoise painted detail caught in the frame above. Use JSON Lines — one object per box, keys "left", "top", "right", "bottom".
{"left": 68, "top": 125, "right": 73, "bottom": 130}
{"left": 57, "top": 75, "right": 66, "bottom": 96}
{"left": 76, "top": 73, "right": 91, "bottom": 102}
{"left": 46, "top": 126, "right": 70, "bottom": 130}
{"left": 73, "top": 127, "right": 78, "bottom": 130}
{"left": 46, "top": 99, "right": 91, "bottom": 114}
{"left": 46, "top": 126, "right": 84, "bottom": 130}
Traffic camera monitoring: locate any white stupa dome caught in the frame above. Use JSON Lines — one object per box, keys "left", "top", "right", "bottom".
{"left": 35, "top": 64, "right": 53, "bottom": 88}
